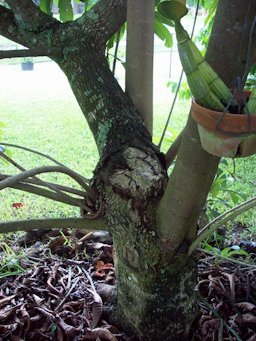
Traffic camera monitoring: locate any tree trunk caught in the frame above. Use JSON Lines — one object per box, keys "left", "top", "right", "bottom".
{"left": 56, "top": 42, "right": 198, "bottom": 339}
{"left": 126, "top": 0, "right": 154, "bottom": 135}
{"left": 53, "top": 1, "right": 256, "bottom": 339}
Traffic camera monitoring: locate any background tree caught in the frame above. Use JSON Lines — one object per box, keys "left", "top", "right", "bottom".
{"left": 0, "top": 0, "right": 256, "bottom": 339}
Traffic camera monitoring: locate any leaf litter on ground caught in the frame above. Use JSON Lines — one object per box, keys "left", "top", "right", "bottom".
{"left": 0, "top": 229, "right": 255, "bottom": 340}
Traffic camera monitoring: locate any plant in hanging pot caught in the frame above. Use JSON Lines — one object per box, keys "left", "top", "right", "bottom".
{"left": 158, "top": 0, "right": 256, "bottom": 158}
{"left": 191, "top": 89, "right": 256, "bottom": 158}
{"left": 21, "top": 57, "right": 34, "bottom": 71}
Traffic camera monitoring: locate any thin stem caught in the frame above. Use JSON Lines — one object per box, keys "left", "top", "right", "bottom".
{"left": 0, "top": 165, "right": 89, "bottom": 193}
{"left": 165, "top": 129, "right": 184, "bottom": 168}
{"left": 189, "top": 196, "right": 256, "bottom": 255}
{"left": 5, "top": 182, "right": 85, "bottom": 207}
{"left": 0, "top": 153, "right": 93, "bottom": 211}
{"left": 0, "top": 174, "right": 87, "bottom": 198}
{"left": 158, "top": 71, "right": 183, "bottom": 149}
{"left": 0, "top": 166, "right": 96, "bottom": 211}
{"left": 112, "top": 30, "right": 121, "bottom": 75}
{"left": 0, "top": 151, "right": 24, "bottom": 171}
{"left": 0, "top": 217, "right": 107, "bottom": 234}
{"left": 0, "top": 173, "right": 87, "bottom": 198}
{"left": 0, "top": 142, "right": 90, "bottom": 183}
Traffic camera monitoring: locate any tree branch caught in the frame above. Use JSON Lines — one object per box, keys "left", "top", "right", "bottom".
{"left": 0, "top": 167, "right": 95, "bottom": 212}
{"left": 4, "top": 181, "right": 85, "bottom": 208}
{"left": 0, "top": 217, "right": 107, "bottom": 234}
{"left": 76, "top": 0, "right": 127, "bottom": 43}
{"left": 0, "top": 5, "right": 28, "bottom": 46}
{"left": 0, "top": 174, "right": 87, "bottom": 198}
{"left": 165, "top": 129, "right": 184, "bottom": 169}
{"left": 0, "top": 142, "right": 87, "bottom": 173}
{"left": 0, "top": 47, "right": 62, "bottom": 60}
{"left": 5, "top": 0, "right": 58, "bottom": 33}
{"left": 0, "top": 152, "right": 94, "bottom": 211}
{"left": 0, "top": 165, "right": 90, "bottom": 192}
{"left": 189, "top": 196, "right": 256, "bottom": 255}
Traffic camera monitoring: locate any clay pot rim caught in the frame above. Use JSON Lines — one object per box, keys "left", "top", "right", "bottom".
{"left": 191, "top": 98, "right": 256, "bottom": 134}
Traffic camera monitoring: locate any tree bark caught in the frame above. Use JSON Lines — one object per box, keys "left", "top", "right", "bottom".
{"left": 126, "top": 0, "right": 154, "bottom": 135}
{"left": 55, "top": 42, "right": 197, "bottom": 339}
{"left": 206, "top": 0, "right": 256, "bottom": 86}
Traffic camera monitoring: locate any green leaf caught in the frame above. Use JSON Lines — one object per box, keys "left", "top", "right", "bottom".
{"left": 39, "top": 0, "right": 53, "bottom": 15}
{"left": 221, "top": 247, "right": 249, "bottom": 257}
{"left": 157, "top": 0, "right": 188, "bottom": 22}
{"left": 0, "top": 122, "right": 6, "bottom": 128}
{"left": 210, "top": 178, "right": 226, "bottom": 197}
{"left": 155, "top": 0, "right": 162, "bottom": 6}
{"left": 58, "top": 0, "right": 73, "bottom": 22}
{"left": 228, "top": 191, "right": 241, "bottom": 205}
{"left": 154, "top": 20, "right": 173, "bottom": 48}
{"left": 155, "top": 11, "right": 175, "bottom": 27}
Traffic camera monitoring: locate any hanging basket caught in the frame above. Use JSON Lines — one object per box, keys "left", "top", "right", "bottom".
{"left": 191, "top": 92, "right": 256, "bottom": 158}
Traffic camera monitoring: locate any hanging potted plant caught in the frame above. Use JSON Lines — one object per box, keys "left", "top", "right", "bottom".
{"left": 21, "top": 57, "right": 34, "bottom": 71}
{"left": 158, "top": 0, "right": 256, "bottom": 158}
{"left": 191, "top": 90, "right": 256, "bottom": 157}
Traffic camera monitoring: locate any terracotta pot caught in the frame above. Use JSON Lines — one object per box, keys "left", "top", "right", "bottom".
{"left": 191, "top": 95, "right": 256, "bottom": 158}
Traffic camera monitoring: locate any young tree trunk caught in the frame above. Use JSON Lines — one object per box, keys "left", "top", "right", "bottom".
{"left": 126, "top": 0, "right": 154, "bottom": 135}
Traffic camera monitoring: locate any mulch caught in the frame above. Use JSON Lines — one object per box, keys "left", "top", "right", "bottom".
{"left": 0, "top": 230, "right": 255, "bottom": 341}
